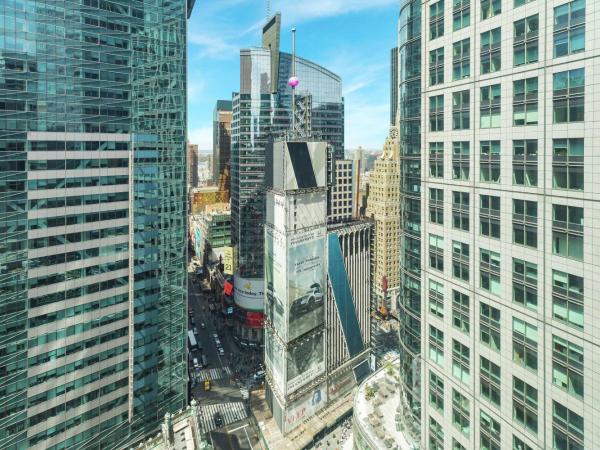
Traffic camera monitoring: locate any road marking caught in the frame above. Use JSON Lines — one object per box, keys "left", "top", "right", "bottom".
{"left": 197, "top": 402, "right": 248, "bottom": 433}
{"left": 228, "top": 423, "right": 248, "bottom": 434}
{"left": 193, "top": 366, "right": 232, "bottom": 382}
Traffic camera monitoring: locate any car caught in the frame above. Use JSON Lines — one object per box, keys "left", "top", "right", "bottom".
{"left": 190, "top": 316, "right": 196, "bottom": 325}
{"left": 290, "top": 283, "right": 324, "bottom": 316}
{"left": 193, "top": 358, "right": 200, "bottom": 369}
{"left": 212, "top": 333, "right": 218, "bottom": 339}
{"left": 193, "top": 327, "right": 198, "bottom": 335}
{"left": 253, "top": 370, "right": 265, "bottom": 381}
{"left": 201, "top": 354, "right": 208, "bottom": 367}
{"left": 217, "top": 348, "right": 225, "bottom": 356}
{"left": 188, "top": 308, "right": 193, "bottom": 317}
{"left": 200, "top": 322, "right": 206, "bottom": 329}
{"left": 213, "top": 412, "right": 223, "bottom": 428}
{"left": 215, "top": 339, "right": 221, "bottom": 347}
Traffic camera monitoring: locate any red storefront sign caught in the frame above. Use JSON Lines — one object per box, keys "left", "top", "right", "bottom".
{"left": 224, "top": 281, "right": 233, "bottom": 296}
{"left": 245, "top": 312, "right": 264, "bottom": 328}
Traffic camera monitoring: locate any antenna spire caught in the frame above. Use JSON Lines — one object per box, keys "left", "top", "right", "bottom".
{"left": 266, "top": 0, "right": 271, "bottom": 19}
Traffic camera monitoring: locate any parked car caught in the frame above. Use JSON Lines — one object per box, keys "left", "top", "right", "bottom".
{"left": 254, "top": 370, "right": 265, "bottom": 381}
{"left": 193, "top": 327, "right": 198, "bottom": 336}
{"left": 213, "top": 412, "right": 223, "bottom": 428}
{"left": 193, "top": 358, "right": 200, "bottom": 369}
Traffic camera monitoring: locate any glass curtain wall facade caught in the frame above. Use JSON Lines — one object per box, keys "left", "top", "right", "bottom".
{"left": 231, "top": 49, "right": 343, "bottom": 280}
{"left": 0, "top": 1, "right": 188, "bottom": 449}
{"left": 397, "top": 0, "right": 422, "bottom": 446}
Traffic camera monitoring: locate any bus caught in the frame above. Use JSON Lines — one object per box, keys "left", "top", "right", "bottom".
{"left": 188, "top": 331, "right": 199, "bottom": 351}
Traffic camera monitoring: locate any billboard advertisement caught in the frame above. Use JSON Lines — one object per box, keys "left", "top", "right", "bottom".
{"left": 223, "top": 246, "right": 234, "bottom": 275}
{"left": 265, "top": 226, "right": 286, "bottom": 337}
{"left": 286, "top": 329, "right": 325, "bottom": 393}
{"left": 284, "top": 383, "right": 327, "bottom": 433}
{"left": 328, "top": 368, "right": 357, "bottom": 401}
{"left": 265, "top": 330, "right": 285, "bottom": 394}
{"left": 233, "top": 275, "right": 264, "bottom": 312}
{"left": 194, "top": 227, "right": 202, "bottom": 259}
{"left": 287, "top": 229, "right": 326, "bottom": 341}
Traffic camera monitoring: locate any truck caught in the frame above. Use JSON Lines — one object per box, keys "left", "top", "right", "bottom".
{"left": 188, "top": 330, "right": 199, "bottom": 351}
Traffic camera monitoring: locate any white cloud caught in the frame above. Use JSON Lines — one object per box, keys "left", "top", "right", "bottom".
{"left": 273, "top": 0, "right": 397, "bottom": 23}
{"left": 188, "top": 126, "right": 213, "bottom": 150}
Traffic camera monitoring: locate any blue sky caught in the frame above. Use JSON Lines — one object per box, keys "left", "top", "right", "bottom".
{"left": 187, "top": 0, "right": 399, "bottom": 151}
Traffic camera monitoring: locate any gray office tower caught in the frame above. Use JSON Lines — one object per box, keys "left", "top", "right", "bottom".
{"left": 390, "top": 47, "right": 398, "bottom": 125}
{"left": 0, "top": 2, "right": 192, "bottom": 449}
{"left": 230, "top": 13, "right": 344, "bottom": 344}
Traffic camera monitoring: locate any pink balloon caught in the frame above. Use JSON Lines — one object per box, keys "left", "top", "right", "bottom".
{"left": 288, "top": 76, "right": 299, "bottom": 88}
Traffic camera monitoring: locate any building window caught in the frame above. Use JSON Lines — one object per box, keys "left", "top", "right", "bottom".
{"left": 480, "top": 302, "right": 500, "bottom": 351}
{"left": 453, "top": 0, "right": 470, "bottom": 31}
{"left": 430, "top": 188, "right": 444, "bottom": 225}
{"left": 480, "top": 410, "right": 501, "bottom": 450}
{"left": 452, "top": 290, "right": 470, "bottom": 334}
{"left": 554, "top": 0, "right": 585, "bottom": 57}
{"left": 430, "top": 0, "right": 445, "bottom": 40}
{"left": 453, "top": 439, "right": 467, "bottom": 450}
{"left": 429, "top": 371, "right": 445, "bottom": 411}
{"left": 513, "top": 377, "right": 538, "bottom": 435}
{"left": 452, "top": 90, "right": 470, "bottom": 130}
{"left": 481, "top": 0, "right": 501, "bottom": 20}
{"left": 429, "top": 416, "right": 444, "bottom": 450}
{"left": 452, "top": 191, "right": 470, "bottom": 231}
{"left": 480, "top": 84, "right": 501, "bottom": 128}
{"left": 513, "top": 318, "right": 538, "bottom": 372}
{"left": 452, "top": 389, "right": 470, "bottom": 436}
{"left": 553, "top": 401, "right": 584, "bottom": 450}
{"left": 552, "top": 205, "right": 583, "bottom": 261}
{"left": 553, "top": 68, "right": 585, "bottom": 123}
{"left": 430, "top": 47, "right": 445, "bottom": 86}
{"left": 513, "top": 199, "right": 537, "bottom": 248}
{"left": 552, "top": 335, "right": 584, "bottom": 399}
{"left": 429, "top": 325, "right": 445, "bottom": 366}
{"left": 515, "top": 0, "right": 535, "bottom": 6}
{"left": 453, "top": 38, "right": 470, "bottom": 80}
{"left": 480, "top": 356, "right": 501, "bottom": 407}
{"left": 553, "top": 138, "right": 583, "bottom": 190}
{"left": 480, "top": 195, "right": 500, "bottom": 238}
{"left": 481, "top": 28, "right": 501, "bottom": 74}
{"left": 429, "top": 279, "right": 445, "bottom": 319}
{"left": 514, "top": 15, "right": 539, "bottom": 66}
{"left": 513, "top": 258, "right": 537, "bottom": 310}
{"left": 430, "top": 95, "right": 445, "bottom": 131}
{"left": 429, "top": 234, "right": 444, "bottom": 272}
{"left": 452, "top": 241, "right": 470, "bottom": 282}
{"left": 513, "top": 77, "right": 538, "bottom": 125}
{"left": 552, "top": 270, "right": 583, "bottom": 329}
{"left": 513, "top": 436, "right": 534, "bottom": 450}
{"left": 452, "top": 141, "right": 470, "bottom": 180}
{"left": 480, "top": 248, "right": 500, "bottom": 296}
{"left": 480, "top": 141, "right": 500, "bottom": 183}
{"left": 429, "top": 142, "right": 444, "bottom": 178}
{"left": 512, "top": 140, "right": 537, "bottom": 186}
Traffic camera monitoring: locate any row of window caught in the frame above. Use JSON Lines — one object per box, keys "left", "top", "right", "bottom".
{"left": 429, "top": 197, "right": 584, "bottom": 260}
{"left": 429, "top": 0, "right": 585, "bottom": 65}
{"left": 430, "top": 137, "right": 583, "bottom": 190}
{"left": 429, "top": 70, "right": 585, "bottom": 133}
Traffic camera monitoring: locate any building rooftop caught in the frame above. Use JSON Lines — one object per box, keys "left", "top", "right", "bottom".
{"left": 352, "top": 359, "right": 415, "bottom": 450}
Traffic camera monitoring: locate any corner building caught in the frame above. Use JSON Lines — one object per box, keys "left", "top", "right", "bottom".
{"left": 0, "top": 1, "right": 190, "bottom": 449}
{"left": 398, "top": 0, "right": 600, "bottom": 449}
{"left": 231, "top": 14, "right": 343, "bottom": 344}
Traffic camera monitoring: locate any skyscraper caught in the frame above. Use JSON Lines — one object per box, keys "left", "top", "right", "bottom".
{"left": 230, "top": 14, "right": 344, "bottom": 344}
{"left": 212, "top": 100, "right": 232, "bottom": 185}
{"left": 0, "top": 2, "right": 191, "bottom": 449}
{"left": 188, "top": 143, "right": 199, "bottom": 188}
{"left": 390, "top": 46, "right": 399, "bottom": 125}
{"left": 397, "top": 1, "right": 599, "bottom": 449}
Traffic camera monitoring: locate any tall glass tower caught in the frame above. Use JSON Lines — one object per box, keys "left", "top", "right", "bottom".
{"left": 230, "top": 14, "right": 344, "bottom": 345}
{"left": 0, "top": 1, "right": 190, "bottom": 449}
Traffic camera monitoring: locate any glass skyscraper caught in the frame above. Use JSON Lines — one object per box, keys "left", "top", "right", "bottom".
{"left": 0, "top": 1, "right": 190, "bottom": 449}
{"left": 230, "top": 14, "right": 344, "bottom": 344}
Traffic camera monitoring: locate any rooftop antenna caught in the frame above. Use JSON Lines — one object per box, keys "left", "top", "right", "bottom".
{"left": 288, "top": 27, "right": 299, "bottom": 133}
{"left": 266, "top": 0, "right": 271, "bottom": 19}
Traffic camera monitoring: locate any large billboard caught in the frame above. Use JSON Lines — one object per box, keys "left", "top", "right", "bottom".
{"left": 287, "top": 229, "right": 326, "bottom": 341}
{"left": 287, "top": 329, "right": 325, "bottom": 393}
{"left": 265, "top": 330, "right": 285, "bottom": 394}
{"left": 223, "top": 246, "right": 234, "bottom": 275}
{"left": 284, "top": 382, "right": 327, "bottom": 433}
{"left": 233, "top": 275, "right": 264, "bottom": 312}
{"left": 265, "top": 226, "right": 286, "bottom": 337}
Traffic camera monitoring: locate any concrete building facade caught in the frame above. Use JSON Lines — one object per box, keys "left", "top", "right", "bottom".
{"left": 329, "top": 159, "right": 356, "bottom": 224}
{"left": 396, "top": 1, "right": 600, "bottom": 450}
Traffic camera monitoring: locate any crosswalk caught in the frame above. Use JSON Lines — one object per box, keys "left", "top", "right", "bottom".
{"left": 193, "top": 366, "right": 232, "bottom": 382}
{"left": 197, "top": 401, "right": 247, "bottom": 433}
